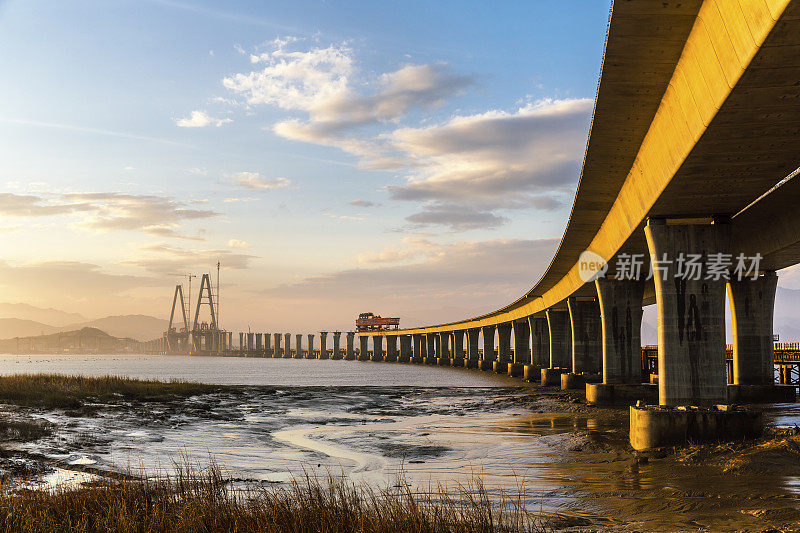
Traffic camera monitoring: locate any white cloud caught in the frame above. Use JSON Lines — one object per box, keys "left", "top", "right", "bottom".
{"left": 217, "top": 40, "right": 590, "bottom": 232}
{"left": 223, "top": 197, "right": 257, "bottom": 203}
{"left": 267, "top": 237, "right": 559, "bottom": 309}
{"left": 125, "top": 243, "right": 256, "bottom": 274}
{"left": 227, "top": 238, "right": 251, "bottom": 249}
{"left": 355, "top": 236, "right": 436, "bottom": 265}
{"left": 226, "top": 43, "right": 354, "bottom": 112}
{"left": 0, "top": 192, "right": 217, "bottom": 239}
{"left": 387, "top": 98, "right": 592, "bottom": 204}
{"left": 223, "top": 40, "right": 470, "bottom": 138}
{"left": 232, "top": 171, "right": 290, "bottom": 190}
{"left": 404, "top": 203, "right": 508, "bottom": 232}
{"left": 323, "top": 213, "right": 365, "bottom": 221}
{"left": 175, "top": 110, "right": 232, "bottom": 128}
{"left": 349, "top": 199, "right": 376, "bottom": 207}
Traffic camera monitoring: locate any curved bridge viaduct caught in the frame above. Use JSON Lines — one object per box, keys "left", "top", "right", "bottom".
{"left": 355, "top": 0, "right": 800, "bottom": 423}
{"left": 143, "top": 0, "right": 800, "bottom": 449}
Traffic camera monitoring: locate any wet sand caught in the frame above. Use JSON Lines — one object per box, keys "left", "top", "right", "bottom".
{"left": 0, "top": 366, "right": 799, "bottom": 530}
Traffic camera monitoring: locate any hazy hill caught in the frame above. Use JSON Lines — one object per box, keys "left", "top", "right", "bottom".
{"left": 0, "top": 302, "right": 86, "bottom": 327}
{"left": 0, "top": 314, "right": 168, "bottom": 343}
{"left": 0, "top": 327, "right": 138, "bottom": 354}
{"left": 0, "top": 318, "right": 61, "bottom": 339}
{"left": 66, "top": 315, "right": 169, "bottom": 342}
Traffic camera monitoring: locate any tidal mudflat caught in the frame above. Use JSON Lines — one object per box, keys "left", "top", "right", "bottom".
{"left": 0, "top": 357, "right": 799, "bottom": 530}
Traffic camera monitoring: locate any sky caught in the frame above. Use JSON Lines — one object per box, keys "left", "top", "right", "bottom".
{"left": 12, "top": 0, "right": 785, "bottom": 336}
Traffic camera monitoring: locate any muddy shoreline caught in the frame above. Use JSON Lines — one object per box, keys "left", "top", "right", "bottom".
{"left": 1, "top": 380, "right": 800, "bottom": 530}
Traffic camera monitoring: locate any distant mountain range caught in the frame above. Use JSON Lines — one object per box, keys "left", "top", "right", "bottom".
{"left": 0, "top": 327, "right": 142, "bottom": 354}
{"left": 0, "top": 303, "right": 168, "bottom": 342}
{"left": 0, "top": 302, "right": 86, "bottom": 327}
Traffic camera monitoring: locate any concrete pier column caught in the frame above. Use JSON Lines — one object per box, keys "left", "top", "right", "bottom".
{"left": 385, "top": 335, "right": 398, "bottom": 362}
{"left": 568, "top": 297, "right": 601, "bottom": 374}
{"left": 346, "top": 332, "right": 356, "bottom": 360}
{"left": 438, "top": 332, "right": 450, "bottom": 365}
{"left": 319, "top": 331, "right": 329, "bottom": 360}
{"left": 228, "top": 332, "right": 233, "bottom": 352}
{"left": 452, "top": 330, "right": 465, "bottom": 367}
{"left": 644, "top": 218, "right": 730, "bottom": 406}
{"left": 247, "top": 332, "right": 254, "bottom": 353}
{"left": 307, "top": 334, "right": 315, "bottom": 359}
{"left": 256, "top": 333, "right": 263, "bottom": 353}
{"left": 412, "top": 334, "right": 424, "bottom": 363}
{"left": 359, "top": 335, "right": 369, "bottom": 361}
{"left": 439, "top": 332, "right": 450, "bottom": 357}
{"left": 513, "top": 320, "right": 530, "bottom": 364}
{"left": 528, "top": 315, "right": 550, "bottom": 368}
{"left": 399, "top": 335, "right": 412, "bottom": 362}
{"left": 595, "top": 277, "right": 645, "bottom": 384}
{"left": 295, "top": 334, "right": 303, "bottom": 359}
{"left": 425, "top": 334, "right": 436, "bottom": 364}
{"left": 264, "top": 334, "right": 271, "bottom": 357}
{"left": 332, "top": 331, "right": 343, "bottom": 360}
{"left": 372, "top": 336, "right": 384, "bottom": 362}
{"left": 239, "top": 332, "right": 244, "bottom": 351}
{"left": 495, "top": 323, "right": 512, "bottom": 373}
{"left": 481, "top": 326, "right": 495, "bottom": 371}
{"left": 546, "top": 309, "right": 571, "bottom": 368}
{"left": 511, "top": 319, "right": 530, "bottom": 377}
{"left": 728, "top": 271, "right": 778, "bottom": 385}
{"left": 467, "top": 328, "right": 480, "bottom": 368}
{"left": 284, "top": 333, "right": 292, "bottom": 358}
{"left": 274, "top": 333, "right": 282, "bottom": 358}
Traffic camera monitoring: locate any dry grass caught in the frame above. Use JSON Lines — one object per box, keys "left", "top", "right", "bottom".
{"left": 0, "top": 373, "right": 222, "bottom": 409}
{"left": 0, "top": 463, "right": 549, "bottom": 533}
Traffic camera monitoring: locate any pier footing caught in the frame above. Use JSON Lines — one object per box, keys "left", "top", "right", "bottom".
{"left": 523, "top": 365, "right": 542, "bottom": 381}
{"left": 450, "top": 357, "right": 464, "bottom": 367}
{"left": 508, "top": 363, "right": 524, "bottom": 378}
{"left": 479, "top": 360, "right": 493, "bottom": 371}
{"left": 561, "top": 373, "right": 600, "bottom": 390}
{"left": 727, "top": 384, "right": 796, "bottom": 404}
{"left": 492, "top": 361, "right": 508, "bottom": 374}
{"left": 586, "top": 383, "right": 658, "bottom": 405}
{"left": 629, "top": 405, "right": 764, "bottom": 451}
{"left": 541, "top": 368, "right": 565, "bottom": 386}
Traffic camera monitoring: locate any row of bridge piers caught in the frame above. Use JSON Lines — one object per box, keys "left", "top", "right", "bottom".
{"left": 139, "top": 222, "right": 799, "bottom": 450}
{"left": 360, "top": 220, "right": 795, "bottom": 450}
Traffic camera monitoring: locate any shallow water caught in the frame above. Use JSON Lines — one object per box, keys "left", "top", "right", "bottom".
{"left": 3, "top": 354, "right": 800, "bottom": 530}
{"left": 0, "top": 354, "right": 520, "bottom": 387}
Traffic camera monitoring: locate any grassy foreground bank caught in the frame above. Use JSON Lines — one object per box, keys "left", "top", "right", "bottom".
{"left": 0, "top": 373, "right": 223, "bottom": 409}
{"left": 0, "top": 464, "right": 547, "bottom": 533}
